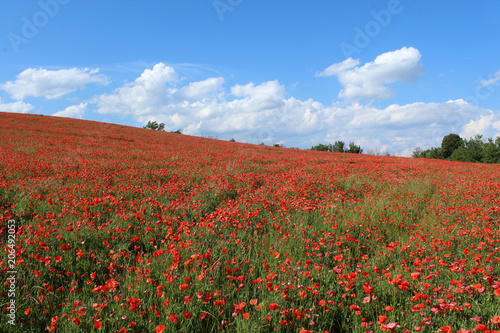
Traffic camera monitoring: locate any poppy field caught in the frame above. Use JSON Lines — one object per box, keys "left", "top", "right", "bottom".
{"left": 1, "top": 112, "right": 500, "bottom": 333}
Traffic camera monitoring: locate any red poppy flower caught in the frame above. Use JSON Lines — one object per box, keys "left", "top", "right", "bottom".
{"left": 268, "top": 303, "right": 279, "bottom": 311}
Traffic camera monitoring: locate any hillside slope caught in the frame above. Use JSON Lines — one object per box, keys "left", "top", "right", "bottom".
{"left": 1, "top": 112, "right": 500, "bottom": 332}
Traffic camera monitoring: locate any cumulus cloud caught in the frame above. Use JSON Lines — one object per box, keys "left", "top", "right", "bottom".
{"left": 3, "top": 56, "right": 498, "bottom": 158}
{"left": 1, "top": 67, "right": 108, "bottom": 100}
{"left": 461, "top": 113, "right": 495, "bottom": 139}
{"left": 317, "top": 47, "right": 425, "bottom": 101}
{"left": 0, "top": 98, "right": 34, "bottom": 113}
{"left": 52, "top": 103, "right": 87, "bottom": 119}
{"left": 96, "top": 63, "right": 183, "bottom": 116}
{"left": 178, "top": 77, "right": 225, "bottom": 101}
{"left": 230, "top": 81, "right": 285, "bottom": 111}
{"left": 91, "top": 62, "right": 500, "bottom": 156}
{"left": 95, "top": 64, "right": 304, "bottom": 137}
{"left": 339, "top": 99, "right": 498, "bottom": 155}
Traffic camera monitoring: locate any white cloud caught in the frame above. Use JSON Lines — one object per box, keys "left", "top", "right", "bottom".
{"left": 339, "top": 99, "right": 497, "bottom": 155}
{"left": 3, "top": 58, "right": 498, "bottom": 157}
{"left": 90, "top": 63, "right": 499, "bottom": 156}
{"left": 316, "top": 57, "right": 360, "bottom": 77}
{"left": 230, "top": 81, "right": 285, "bottom": 111}
{"left": 461, "top": 112, "right": 494, "bottom": 139}
{"left": 1, "top": 67, "right": 108, "bottom": 100}
{"left": 0, "top": 98, "right": 34, "bottom": 113}
{"left": 96, "top": 63, "right": 180, "bottom": 116}
{"left": 95, "top": 64, "right": 301, "bottom": 137}
{"left": 52, "top": 103, "right": 87, "bottom": 119}
{"left": 178, "top": 77, "right": 224, "bottom": 101}
{"left": 480, "top": 70, "right": 500, "bottom": 87}
{"left": 317, "top": 47, "right": 425, "bottom": 101}
{"left": 231, "top": 80, "right": 284, "bottom": 99}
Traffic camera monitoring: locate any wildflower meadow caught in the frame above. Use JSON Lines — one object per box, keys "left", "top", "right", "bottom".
{"left": 1, "top": 112, "right": 500, "bottom": 333}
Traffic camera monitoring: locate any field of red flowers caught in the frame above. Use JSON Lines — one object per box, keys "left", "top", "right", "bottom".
{"left": 1, "top": 112, "right": 500, "bottom": 333}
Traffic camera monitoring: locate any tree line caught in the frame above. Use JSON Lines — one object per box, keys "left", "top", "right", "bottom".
{"left": 413, "top": 133, "right": 500, "bottom": 164}
{"left": 144, "top": 121, "right": 364, "bottom": 154}
{"left": 309, "top": 141, "right": 363, "bottom": 154}
{"left": 144, "top": 121, "right": 500, "bottom": 163}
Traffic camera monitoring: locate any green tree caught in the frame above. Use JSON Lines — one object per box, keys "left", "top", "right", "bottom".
{"left": 346, "top": 142, "right": 363, "bottom": 154}
{"left": 441, "top": 133, "right": 462, "bottom": 159}
{"left": 449, "top": 146, "right": 467, "bottom": 162}
{"left": 310, "top": 143, "right": 330, "bottom": 151}
{"left": 464, "top": 135, "right": 484, "bottom": 162}
{"left": 310, "top": 141, "right": 363, "bottom": 154}
{"left": 482, "top": 137, "right": 500, "bottom": 164}
{"left": 144, "top": 120, "right": 158, "bottom": 130}
{"left": 412, "top": 147, "right": 424, "bottom": 158}
{"left": 425, "top": 147, "right": 443, "bottom": 159}
{"left": 416, "top": 134, "right": 500, "bottom": 164}
{"left": 331, "top": 141, "right": 345, "bottom": 153}
{"left": 144, "top": 121, "right": 165, "bottom": 131}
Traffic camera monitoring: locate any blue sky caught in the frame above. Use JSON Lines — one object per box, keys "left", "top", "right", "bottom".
{"left": 1, "top": 0, "right": 499, "bottom": 155}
